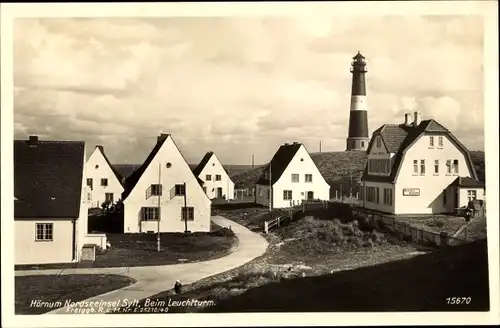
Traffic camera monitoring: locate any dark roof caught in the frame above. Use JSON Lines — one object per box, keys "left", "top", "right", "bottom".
{"left": 121, "top": 134, "right": 205, "bottom": 200}
{"left": 192, "top": 151, "right": 229, "bottom": 177}
{"left": 94, "top": 145, "right": 123, "bottom": 186}
{"left": 256, "top": 143, "right": 303, "bottom": 186}
{"left": 14, "top": 137, "right": 85, "bottom": 219}
{"left": 451, "top": 176, "right": 485, "bottom": 188}
{"left": 192, "top": 151, "right": 214, "bottom": 177}
{"left": 362, "top": 119, "right": 479, "bottom": 183}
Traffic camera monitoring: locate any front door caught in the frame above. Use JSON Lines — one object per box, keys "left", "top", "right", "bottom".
{"left": 217, "top": 187, "right": 223, "bottom": 198}
{"left": 307, "top": 191, "right": 314, "bottom": 200}
{"left": 454, "top": 188, "right": 459, "bottom": 213}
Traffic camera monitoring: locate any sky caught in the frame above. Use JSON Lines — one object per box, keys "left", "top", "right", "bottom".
{"left": 13, "top": 15, "right": 484, "bottom": 165}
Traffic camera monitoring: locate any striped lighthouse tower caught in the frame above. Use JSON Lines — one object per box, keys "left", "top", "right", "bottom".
{"left": 346, "top": 51, "right": 370, "bottom": 151}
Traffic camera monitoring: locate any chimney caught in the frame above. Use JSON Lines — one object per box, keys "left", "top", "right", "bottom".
{"left": 284, "top": 143, "right": 290, "bottom": 146}
{"left": 404, "top": 112, "right": 412, "bottom": 126}
{"left": 28, "top": 135, "right": 38, "bottom": 146}
{"left": 157, "top": 133, "right": 169, "bottom": 144}
{"left": 96, "top": 145, "right": 104, "bottom": 153}
{"left": 293, "top": 142, "right": 299, "bottom": 145}
{"left": 413, "top": 111, "right": 422, "bottom": 127}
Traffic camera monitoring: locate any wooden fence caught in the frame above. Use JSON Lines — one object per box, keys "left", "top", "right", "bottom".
{"left": 351, "top": 207, "right": 468, "bottom": 247}
{"left": 264, "top": 200, "right": 330, "bottom": 233}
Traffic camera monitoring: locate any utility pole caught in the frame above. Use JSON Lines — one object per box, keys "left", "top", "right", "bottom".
{"left": 157, "top": 163, "right": 161, "bottom": 252}
{"left": 252, "top": 155, "right": 255, "bottom": 168}
{"left": 319, "top": 141, "right": 322, "bottom": 153}
{"left": 183, "top": 182, "right": 188, "bottom": 234}
{"left": 268, "top": 162, "right": 272, "bottom": 212}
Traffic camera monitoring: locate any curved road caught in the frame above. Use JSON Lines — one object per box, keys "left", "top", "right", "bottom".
{"left": 15, "top": 216, "right": 268, "bottom": 314}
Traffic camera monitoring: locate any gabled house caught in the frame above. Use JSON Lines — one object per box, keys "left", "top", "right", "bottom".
{"left": 121, "top": 134, "right": 211, "bottom": 233}
{"left": 85, "top": 145, "right": 124, "bottom": 209}
{"left": 255, "top": 142, "right": 330, "bottom": 209}
{"left": 192, "top": 151, "right": 235, "bottom": 200}
{"left": 361, "top": 111, "right": 485, "bottom": 215}
{"left": 14, "top": 136, "right": 89, "bottom": 265}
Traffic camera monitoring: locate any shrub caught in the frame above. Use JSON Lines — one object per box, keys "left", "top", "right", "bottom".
{"left": 432, "top": 218, "right": 445, "bottom": 228}
{"left": 210, "top": 227, "right": 236, "bottom": 237}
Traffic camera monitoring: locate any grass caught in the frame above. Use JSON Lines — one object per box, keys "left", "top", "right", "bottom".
{"left": 15, "top": 274, "right": 136, "bottom": 314}
{"left": 456, "top": 217, "right": 487, "bottom": 241}
{"left": 230, "top": 150, "right": 486, "bottom": 193}
{"left": 399, "top": 216, "right": 467, "bottom": 235}
{"left": 205, "top": 239, "right": 489, "bottom": 312}
{"left": 15, "top": 223, "right": 237, "bottom": 271}
{"left": 123, "top": 207, "right": 428, "bottom": 313}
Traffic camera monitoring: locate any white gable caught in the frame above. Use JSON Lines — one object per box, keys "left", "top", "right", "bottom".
{"left": 86, "top": 147, "right": 123, "bottom": 207}
{"left": 125, "top": 136, "right": 210, "bottom": 204}
{"left": 197, "top": 153, "right": 235, "bottom": 200}
{"left": 369, "top": 135, "right": 388, "bottom": 156}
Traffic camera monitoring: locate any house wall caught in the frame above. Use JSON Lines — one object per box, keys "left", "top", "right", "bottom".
{"left": 15, "top": 220, "right": 75, "bottom": 265}
{"left": 273, "top": 145, "right": 330, "bottom": 208}
{"left": 361, "top": 181, "right": 395, "bottom": 213}
{"left": 123, "top": 138, "right": 211, "bottom": 233}
{"left": 457, "top": 187, "right": 486, "bottom": 208}
{"left": 394, "top": 134, "right": 475, "bottom": 214}
{"left": 198, "top": 154, "right": 235, "bottom": 200}
{"left": 255, "top": 184, "right": 271, "bottom": 208}
{"left": 77, "top": 148, "right": 89, "bottom": 261}
{"left": 85, "top": 148, "right": 124, "bottom": 208}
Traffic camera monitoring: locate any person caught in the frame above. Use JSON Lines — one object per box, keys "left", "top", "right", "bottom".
{"left": 174, "top": 280, "right": 183, "bottom": 294}
{"left": 106, "top": 240, "right": 112, "bottom": 249}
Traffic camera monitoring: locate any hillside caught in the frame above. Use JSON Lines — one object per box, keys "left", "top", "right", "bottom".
{"left": 230, "top": 150, "right": 486, "bottom": 191}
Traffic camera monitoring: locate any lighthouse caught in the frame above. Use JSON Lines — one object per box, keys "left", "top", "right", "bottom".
{"left": 346, "top": 51, "right": 370, "bottom": 151}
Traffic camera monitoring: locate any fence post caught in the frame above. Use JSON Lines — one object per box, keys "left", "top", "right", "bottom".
{"left": 277, "top": 217, "right": 280, "bottom": 227}
{"left": 264, "top": 221, "right": 268, "bottom": 234}
{"left": 464, "top": 227, "right": 467, "bottom": 241}
{"left": 392, "top": 218, "right": 396, "bottom": 231}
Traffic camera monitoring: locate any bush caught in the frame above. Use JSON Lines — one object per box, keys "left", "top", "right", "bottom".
{"left": 210, "top": 227, "right": 236, "bottom": 237}
{"left": 432, "top": 218, "right": 445, "bottom": 228}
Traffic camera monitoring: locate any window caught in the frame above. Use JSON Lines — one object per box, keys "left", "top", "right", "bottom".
{"left": 305, "top": 174, "right": 312, "bottom": 182}
{"left": 453, "top": 160, "right": 459, "bottom": 174}
{"left": 443, "top": 190, "right": 447, "bottom": 206}
{"left": 87, "top": 178, "right": 93, "bottom": 188}
{"left": 36, "top": 223, "right": 53, "bottom": 241}
{"left": 174, "top": 184, "right": 185, "bottom": 196}
{"left": 181, "top": 207, "right": 195, "bottom": 221}
{"left": 205, "top": 174, "right": 212, "bottom": 181}
{"left": 446, "top": 160, "right": 452, "bottom": 174}
{"left": 291, "top": 174, "right": 299, "bottom": 182}
{"left": 376, "top": 137, "right": 381, "bottom": 148}
{"left": 101, "top": 178, "right": 108, "bottom": 186}
{"left": 361, "top": 141, "right": 365, "bottom": 148}
{"left": 283, "top": 190, "right": 292, "bottom": 200}
{"left": 429, "top": 136, "right": 434, "bottom": 147}
{"left": 413, "top": 160, "right": 418, "bottom": 174}
{"left": 434, "top": 160, "right": 439, "bottom": 175}
{"left": 365, "top": 186, "right": 378, "bottom": 203}
{"left": 87, "top": 192, "right": 92, "bottom": 201}
{"left": 438, "top": 136, "right": 444, "bottom": 147}
{"left": 383, "top": 188, "right": 393, "bottom": 205}
{"left": 420, "top": 160, "right": 426, "bottom": 175}
{"left": 215, "top": 175, "right": 222, "bottom": 181}
{"left": 95, "top": 165, "right": 99, "bottom": 169}
{"left": 467, "top": 190, "right": 477, "bottom": 202}
{"left": 151, "top": 184, "right": 162, "bottom": 196}
{"left": 105, "top": 193, "right": 114, "bottom": 203}
{"left": 141, "top": 207, "right": 160, "bottom": 221}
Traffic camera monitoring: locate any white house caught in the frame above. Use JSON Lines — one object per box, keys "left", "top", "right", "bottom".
{"left": 361, "top": 111, "right": 485, "bottom": 215}
{"left": 255, "top": 142, "right": 330, "bottom": 209}
{"left": 85, "top": 145, "right": 124, "bottom": 208}
{"left": 121, "top": 134, "right": 212, "bottom": 233}
{"left": 192, "top": 151, "right": 235, "bottom": 200}
{"left": 14, "top": 136, "right": 91, "bottom": 265}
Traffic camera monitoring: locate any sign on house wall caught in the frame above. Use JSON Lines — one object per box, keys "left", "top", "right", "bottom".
{"left": 402, "top": 188, "right": 420, "bottom": 196}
